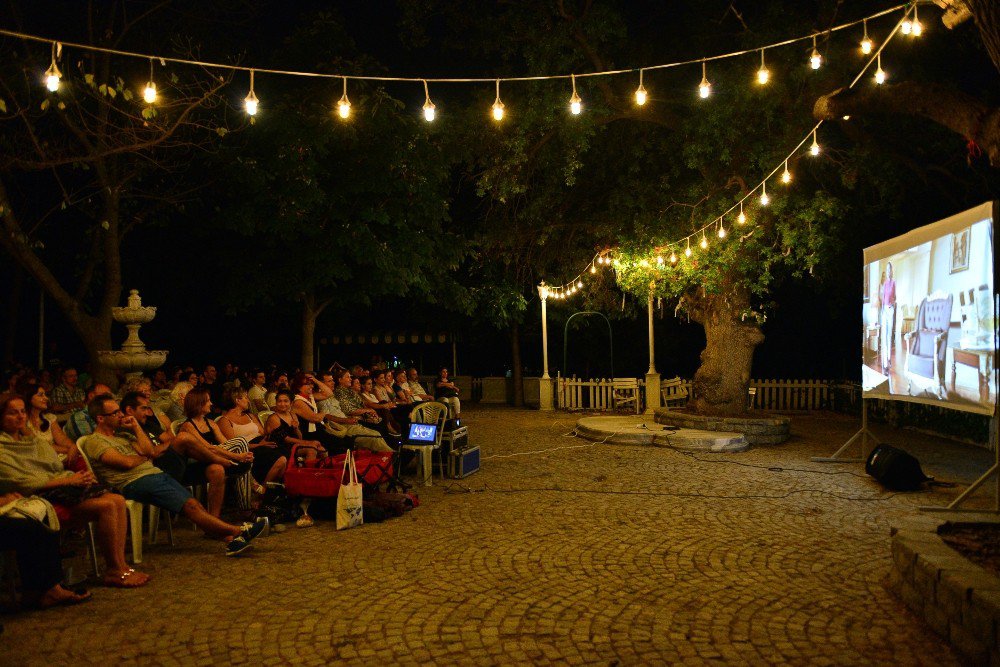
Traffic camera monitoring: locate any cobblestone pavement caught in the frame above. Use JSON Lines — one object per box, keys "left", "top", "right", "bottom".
{"left": 3, "top": 408, "right": 994, "bottom": 665}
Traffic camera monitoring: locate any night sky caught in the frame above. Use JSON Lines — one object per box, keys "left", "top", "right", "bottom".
{"left": 1, "top": 1, "right": 997, "bottom": 379}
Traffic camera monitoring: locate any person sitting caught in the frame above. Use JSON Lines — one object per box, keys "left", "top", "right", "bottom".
{"left": 334, "top": 370, "right": 396, "bottom": 444}
{"left": 265, "top": 371, "right": 289, "bottom": 409}
{"left": 180, "top": 387, "right": 257, "bottom": 514}
{"left": 81, "top": 396, "right": 267, "bottom": 557}
{"left": 19, "top": 381, "right": 80, "bottom": 466}
{"left": 406, "top": 368, "right": 434, "bottom": 402}
{"left": 50, "top": 367, "right": 86, "bottom": 414}
{"left": 264, "top": 389, "right": 315, "bottom": 459}
{"left": 247, "top": 369, "right": 269, "bottom": 413}
{"left": 200, "top": 365, "right": 224, "bottom": 409}
{"left": 151, "top": 369, "right": 169, "bottom": 392}
{"left": 63, "top": 382, "right": 113, "bottom": 441}
{"left": 163, "top": 381, "right": 192, "bottom": 422}
{"left": 294, "top": 373, "right": 391, "bottom": 453}
{"left": 0, "top": 491, "right": 92, "bottom": 608}
{"left": 435, "top": 367, "right": 461, "bottom": 418}
{"left": 120, "top": 391, "right": 236, "bottom": 518}
{"left": 357, "top": 376, "right": 402, "bottom": 436}
{"left": 392, "top": 370, "right": 418, "bottom": 405}
{"left": 218, "top": 387, "right": 286, "bottom": 487}
{"left": 0, "top": 392, "right": 149, "bottom": 588}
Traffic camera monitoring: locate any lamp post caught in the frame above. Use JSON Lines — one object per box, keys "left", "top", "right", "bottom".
{"left": 645, "top": 290, "right": 660, "bottom": 414}
{"left": 538, "top": 282, "right": 555, "bottom": 410}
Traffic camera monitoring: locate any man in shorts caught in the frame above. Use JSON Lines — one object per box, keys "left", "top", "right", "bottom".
{"left": 81, "top": 396, "right": 267, "bottom": 557}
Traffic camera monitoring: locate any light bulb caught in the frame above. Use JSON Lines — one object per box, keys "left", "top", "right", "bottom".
{"left": 861, "top": 37, "right": 873, "bottom": 54}
{"left": 422, "top": 80, "right": 436, "bottom": 122}
{"left": 656, "top": 255, "right": 664, "bottom": 265}
{"left": 244, "top": 91, "right": 258, "bottom": 116}
{"left": 491, "top": 79, "right": 505, "bottom": 121}
{"left": 569, "top": 74, "right": 582, "bottom": 115}
{"left": 590, "top": 265, "right": 596, "bottom": 274}
{"left": 684, "top": 244, "right": 692, "bottom": 258}
{"left": 757, "top": 50, "right": 769, "bottom": 85}
{"left": 911, "top": 19, "right": 922, "bottom": 36}
{"left": 339, "top": 97, "right": 351, "bottom": 119}
{"left": 44, "top": 43, "right": 61, "bottom": 92}
{"left": 669, "top": 252, "right": 677, "bottom": 264}
{"left": 699, "top": 235, "right": 708, "bottom": 250}
{"left": 143, "top": 82, "right": 157, "bottom": 104}
{"left": 718, "top": 226, "right": 727, "bottom": 239}
{"left": 760, "top": 189, "right": 770, "bottom": 207}
{"left": 875, "top": 67, "right": 886, "bottom": 85}
{"left": 698, "top": 62, "right": 710, "bottom": 99}
{"left": 810, "top": 49, "right": 822, "bottom": 70}
{"left": 737, "top": 209, "right": 746, "bottom": 225}
{"left": 901, "top": 18, "right": 911, "bottom": 35}
{"left": 635, "top": 85, "right": 647, "bottom": 106}
{"left": 576, "top": 281, "right": 583, "bottom": 288}
{"left": 781, "top": 161, "right": 792, "bottom": 184}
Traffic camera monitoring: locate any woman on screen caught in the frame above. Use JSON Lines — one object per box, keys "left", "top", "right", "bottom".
{"left": 880, "top": 262, "right": 896, "bottom": 375}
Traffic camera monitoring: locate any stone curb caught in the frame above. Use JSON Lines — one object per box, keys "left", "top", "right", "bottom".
{"left": 888, "top": 514, "right": 1000, "bottom": 664}
{"left": 575, "top": 417, "right": 750, "bottom": 452}
{"left": 653, "top": 409, "right": 791, "bottom": 445}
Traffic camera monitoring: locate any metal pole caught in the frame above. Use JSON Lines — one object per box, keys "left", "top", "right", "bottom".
{"left": 37, "top": 289, "right": 44, "bottom": 370}
{"left": 647, "top": 291, "right": 656, "bottom": 375}
{"left": 538, "top": 282, "right": 550, "bottom": 379}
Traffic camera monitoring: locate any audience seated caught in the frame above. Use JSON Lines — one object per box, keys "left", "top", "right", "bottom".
{"left": 334, "top": 370, "right": 397, "bottom": 444}
{"left": 435, "top": 367, "right": 461, "bottom": 418}
{"left": 180, "top": 387, "right": 257, "bottom": 514}
{"left": 164, "top": 381, "right": 193, "bottom": 422}
{"left": 294, "top": 372, "right": 391, "bottom": 453}
{"left": 19, "top": 381, "right": 80, "bottom": 465}
{"left": 263, "top": 389, "right": 315, "bottom": 458}
{"left": 0, "top": 393, "right": 149, "bottom": 588}
{"left": 63, "top": 382, "right": 113, "bottom": 441}
{"left": 359, "top": 376, "right": 403, "bottom": 435}
{"left": 247, "top": 369, "right": 269, "bottom": 413}
{"left": 406, "top": 368, "right": 434, "bottom": 402}
{"left": 218, "top": 387, "right": 286, "bottom": 487}
{"left": 0, "top": 492, "right": 92, "bottom": 607}
{"left": 50, "top": 367, "right": 86, "bottom": 414}
{"left": 265, "top": 371, "right": 289, "bottom": 409}
{"left": 81, "top": 396, "right": 267, "bottom": 557}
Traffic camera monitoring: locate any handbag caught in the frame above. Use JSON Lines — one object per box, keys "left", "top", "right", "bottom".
{"left": 0, "top": 495, "right": 61, "bottom": 532}
{"left": 335, "top": 450, "right": 364, "bottom": 531}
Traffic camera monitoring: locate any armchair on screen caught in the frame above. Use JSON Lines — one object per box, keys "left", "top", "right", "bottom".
{"left": 903, "top": 293, "right": 953, "bottom": 398}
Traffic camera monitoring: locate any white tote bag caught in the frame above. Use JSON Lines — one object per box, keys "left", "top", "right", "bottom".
{"left": 336, "top": 450, "right": 364, "bottom": 530}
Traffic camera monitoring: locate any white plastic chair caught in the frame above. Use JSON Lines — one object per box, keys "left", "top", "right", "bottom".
{"left": 402, "top": 402, "right": 448, "bottom": 486}
{"left": 76, "top": 438, "right": 172, "bottom": 564}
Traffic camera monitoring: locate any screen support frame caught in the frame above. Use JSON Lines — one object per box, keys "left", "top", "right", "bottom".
{"left": 811, "top": 398, "right": 880, "bottom": 463}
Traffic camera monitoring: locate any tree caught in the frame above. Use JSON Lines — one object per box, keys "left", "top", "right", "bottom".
{"left": 0, "top": 1, "right": 234, "bottom": 380}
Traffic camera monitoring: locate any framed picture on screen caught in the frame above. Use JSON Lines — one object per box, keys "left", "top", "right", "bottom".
{"left": 951, "top": 227, "right": 970, "bottom": 273}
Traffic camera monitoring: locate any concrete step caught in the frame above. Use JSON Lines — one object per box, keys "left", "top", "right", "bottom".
{"left": 576, "top": 416, "right": 750, "bottom": 452}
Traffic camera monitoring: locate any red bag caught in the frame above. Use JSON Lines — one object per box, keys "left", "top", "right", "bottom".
{"left": 283, "top": 446, "right": 394, "bottom": 498}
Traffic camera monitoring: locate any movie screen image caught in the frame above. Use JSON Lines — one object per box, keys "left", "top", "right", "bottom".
{"left": 862, "top": 202, "right": 997, "bottom": 415}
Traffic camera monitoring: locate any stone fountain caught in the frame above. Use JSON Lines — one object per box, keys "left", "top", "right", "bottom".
{"left": 97, "top": 289, "right": 168, "bottom": 379}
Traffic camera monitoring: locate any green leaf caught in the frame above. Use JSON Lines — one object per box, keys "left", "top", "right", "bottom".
{"left": 0, "top": 98, "right": 6, "bottom": 113}
{"left": 141, "top": 107, "right": 154, "bottom": 120}
{"left": 107, "top": 87, "right": 116, "bottom": 99}
{"left": 98, "top": 84, "right": 107, "bottom": 96}
{"left": 101, "top": 220, "right": 110, "bottom": 230}
{"left": 122, "top": 89, "right": 133, "bottom": 101}
{"left": 84, "top": 73, "right": 95, "bottom": 85}
{"left": 57, "top": 101, "right": 66, "bottom": 110}
{"left": 40, "top": 98, "right": 50, "bottom": 111}
{"left": 215, "top": 127, "right": 228, "bottom": 138}
{"left": 170, "top": 73, "right": 179, "bottom": 84}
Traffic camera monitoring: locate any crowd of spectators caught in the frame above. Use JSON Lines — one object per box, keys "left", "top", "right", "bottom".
{"left": 0, "top": 359, "right": 459, "bottom": 610}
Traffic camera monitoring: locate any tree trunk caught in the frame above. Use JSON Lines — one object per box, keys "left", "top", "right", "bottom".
{"left": 83, "top": 323, "right": 116, "bottom": 386}
{"left": 684, "top": 286, "right": 765, "bottom": 416}
{"left": 300, "top": 292, "right": 332, "bottom": 372}
{"left": 510, "top": 320, "right": 524, "bottom": 406}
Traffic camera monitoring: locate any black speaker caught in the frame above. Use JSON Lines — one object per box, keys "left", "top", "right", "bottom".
{"left": 865, "top": 444, "right": 930, "bottom": 491}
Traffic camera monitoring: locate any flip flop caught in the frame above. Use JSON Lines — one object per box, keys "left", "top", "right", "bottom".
{"left": 103, "top": 568, "right": 151, "bottom": 588}
{"left": 36, "top": 589, "right": 93, "bottom": 608}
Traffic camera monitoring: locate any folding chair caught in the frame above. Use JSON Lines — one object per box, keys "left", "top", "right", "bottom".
{"left": 612, "top": 378, "right": 641, "bottom": 414}
{"left": 660, "top": 377, "right": 690, "bottom": 410}
{"left": 402, "top": 402, "right": 448, "bottom": 486}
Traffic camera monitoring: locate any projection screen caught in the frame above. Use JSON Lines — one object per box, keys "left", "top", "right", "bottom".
{"left": 862, "top": 201, "right": 997, "bottom": 415}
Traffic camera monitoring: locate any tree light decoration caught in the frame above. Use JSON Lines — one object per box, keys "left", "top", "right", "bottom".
{"left": 244, "top": 69, "right": 259, "bottom": 116}
{"left": 142, "top": 58, "right": 157, "bottom": 104}
{"left": 44, "top": 42, "right": 61, "bottom": 92}
{"left": 760, "top": 181, "right": 770, "bottom": 206}
{"left": 685, "top": 239, "right": 692, "bottom": 257}
{"left": 874, "top": 54, "right": 886, "bottom": 85}
{"left": 338, "top": 77, "right": 351, "bottom": 119}
{"left": 635, "top": 69, "right": 647, "bottom": 106}
{"left": 576, "top": 280, "right": 583, "bottom": 288}
{"left": 422, "top": 80, "right": 436, "bottom": 121}
{"left": 569, "top": 74, "right": 582, "bottom": 115}
{"left": 781, "top": 159, "right": 792, "bottom": 184}
{"left": 860, "top": 20, "right": 873, "bottom": 54}
{"left": 669, "top": 251, "right": 677, "bottom": 264}
{"left": 737, "top": 203, "right": 747, "bottom": 225}
{"left": 810, "top": 129, "right": 820, "bottom": 156}
{"left": 810, "top": 35, "right": 822, "bottom": 70}
{"left": 757, "top": 50, "right": 770, "bottom": 85}
{"left": 590, "top": 264, "right": 597, "bottom": 274}
{"left": 656, "top": 255, "right": 664, "bottom": 265}
{"left": 718, "top": 222, "right": 727, "bottom": 239}
{"left": 699, "top": 233, "right": 708, "bottom": 250}
{"left": 901, "top": 9, "right": 912, "bottom": 35}
{"left": 911, "top": 5, "right": 923, "bottom": 37}
{"left": 698, "top": 61, "right": 711, "bottom": 99}
{"left": 491, "top": 79, "right": 505, "bottom": 121}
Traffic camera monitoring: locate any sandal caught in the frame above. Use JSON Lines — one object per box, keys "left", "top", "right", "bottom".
{"left": 296, "top": 514, "right": 314, "bottom": 528}
{"left": 35, "top": 587, "right": 92, "bottom": 609}
{"left": 103, "top": 568, "right": 150, "bottom": 589}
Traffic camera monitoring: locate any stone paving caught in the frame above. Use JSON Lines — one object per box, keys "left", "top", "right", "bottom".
{"left": 2, "top": 407, "right": 995, "bottom": 665}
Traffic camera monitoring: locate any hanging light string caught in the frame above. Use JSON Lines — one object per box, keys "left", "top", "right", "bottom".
{"left": 546, "top": 251, "right": 615, "bottom": 299}
{"left": 545, "top": 9, "right": 911, "bottom": 299}
{"left": 0, "top": 3, "right": 910, "bottom": 88}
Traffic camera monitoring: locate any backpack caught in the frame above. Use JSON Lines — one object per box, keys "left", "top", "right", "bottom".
{"left": 865, "top": 444, "right": 931, "bottom": 491}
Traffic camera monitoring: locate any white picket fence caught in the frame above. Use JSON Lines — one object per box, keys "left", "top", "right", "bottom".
{"left": 556, "top": 375, "right": 829, "bottom": 412}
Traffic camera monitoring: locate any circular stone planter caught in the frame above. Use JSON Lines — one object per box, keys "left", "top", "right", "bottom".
{"left": 653, "top": 408, "right": 791, "bottom": 445}
{"left": 575, "top": 416, "right": 749, "bottom": 452}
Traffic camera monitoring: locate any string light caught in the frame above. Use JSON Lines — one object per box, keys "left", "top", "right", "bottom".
{"left": 635, "top": 69, "right": 647, "bottom": 106}
{"left": 244, "top": 69, "right": 258, "bottom": 116}
{"left": 737, "top": 202, "right": 747, "bottom": 225}
{"left": 810, "top": 35, "right": 822, "bottom": 70}
{"left": 901, "top": 9, "right": 912, "bottom": 35}
{"left": 860, "top": 19, "right": 873, "bottom": 54}
{"left": 590, "top": 264, "right": 597, "bottom": 274}
{"left": 569, "top": 74, "right": 582, "bottom": 115}
{"left": 718, "top": 221, "right": 727, "bottom": 239}
{"left": 142, "top": 58, "right": 157, "bottom": 104}
{"left": 781, "top": 159, "right": 792, "bottom": 184}
{"left": 874, "top": 54, "right": 886, "bottom": 84}
{"left": 911, "top": 4, "right": 922, "bottom": 36}
{"left": 422, "top": 80, "right": 436, "bottom": 121}
{"left": 685, "top": 239, "right": 692, "bottom": 258}
{"left": 44, "top": 42, "right": 61, "bottom": 92}
{"left": 760, "top": 181, "right": 770, "bottom": 206}
{"left": 757, "top": 50, "right": 770, "bottom": 85}
{"left": 491, "top": 79, "right": 505, "bottom": 121}
{"left": 656, "top": 254, "right": 664, "bottom": 265}
{"left": 810, "top": 129, "right": 820, "bottom": 156}
{"left": 669, "top": 251, "right": 677, "bottom": 264}
{"left": 699, "top": 233, "right": 708, "bottom": 250}
{"left": 338, "top": 77, "right": 351, "bottom": 119}
{"left": 698, "top": 61, "right": 711, "bottom": 99}
{"left": 576, "top": 280, "right": 583, "bottom": 288}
